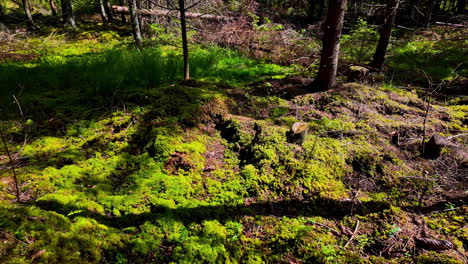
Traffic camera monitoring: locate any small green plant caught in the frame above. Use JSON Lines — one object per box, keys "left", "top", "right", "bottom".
{"left": 341, "top": 18, "right": 379, "bottom": 63}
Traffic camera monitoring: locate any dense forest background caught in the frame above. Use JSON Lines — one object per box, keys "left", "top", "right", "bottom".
{"left": 0, "top": 0, "right": 467, "bottom": 263}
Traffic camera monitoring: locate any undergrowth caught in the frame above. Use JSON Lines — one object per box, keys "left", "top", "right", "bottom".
{"left": 0, "top": 25, "right": 466, "bottom": 264}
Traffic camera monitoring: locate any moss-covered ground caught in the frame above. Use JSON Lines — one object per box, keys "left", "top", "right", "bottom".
{"left": 0, "top": 24, "right": 467, "bottom": 264}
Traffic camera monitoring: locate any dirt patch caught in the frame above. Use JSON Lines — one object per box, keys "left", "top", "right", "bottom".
{"left": 0, "top": 52, "right": 39, "bottom": 62}
{"left": 164, "top": 152, "right": 194, "bottom": 175}
{"left": 203, "top": 138, "right": 226, "bottom": 176}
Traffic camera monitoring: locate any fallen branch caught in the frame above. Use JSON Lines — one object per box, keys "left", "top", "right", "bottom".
{"left": 435, "top": 21, "right": 465, "bottom": 27}
{"left": 344, "top": 220, "right": 360, "bottom": 248}
{"left": 112, "top": 6, "right": 233, "bottom": 21}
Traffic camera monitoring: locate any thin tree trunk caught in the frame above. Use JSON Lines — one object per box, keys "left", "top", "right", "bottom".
{"left": 99, "top": 0, "right": 109, "bottom": 22}
{"left": 128, "top": 0, "right": 142, "bottom": 45}
{"left": 308, "top": 0, "right": 316, "bottom": 23}
{"left": 22, "top": 0, "right": 36, "bottom": 29}
{"left": 425, "top": 0, "right": 435, "bottom": 27}
{"left": 61, "top": 0, "right": 77, "bottom": 29}
{"left": 457, "top": 0, "right": 466, "bottom": 13}
{"left": 370, "top": 0, "right": 400, "bottom": 69}
{"left": 49, "top": 0, "right": 58, "bottom": 16}
{"left": 104, "top": 0, "right": 114, "bottom": 21}
{"left": 179, "top": 0, "right": 190, "bottom": 80}
{"left": 318, "top": 0, "right": 325, "bottom": 19}
{"left": 119, "top": 0, "right": 127, "bottom": 23}
{"left": 312, "top": 0, "right": 347, "bottom": 90}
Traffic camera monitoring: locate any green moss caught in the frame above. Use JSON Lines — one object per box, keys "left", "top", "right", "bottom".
{"left": 415, "top": 252, "right": 463, "bottom": 264}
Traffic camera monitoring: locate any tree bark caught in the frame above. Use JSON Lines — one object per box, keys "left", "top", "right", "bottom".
{"left": 179, "top": 0, "right": 190, "bottom": 80}
{"left": 370, "top": 0, "right": 400, "bottom": 70}
{"left": 49, "top": 0, "right": 58, "bottom": 16}
{"left": 22, "top": 0, "right": 36, "bottom": 29}
{"left": 99, "top": 0, "right": 109, "bottom": 22}
{"left": 119, "top": 0, "right": 127, "bottom": 23}
{"left": 128, "top": 0, "right": 142, "bottom": 45}
{"left": 312, "top": 0, "right": 347, "bottom": 90}
{"left": 61, "top": 0, "right": 76, "bottom": 29}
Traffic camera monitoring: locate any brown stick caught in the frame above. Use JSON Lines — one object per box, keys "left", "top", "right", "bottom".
{"left": 111, "top": 5, "right": 233, "bottom": 21}
{"left": 344, "top": 220, "right": 360, "bottom": 248}
{"left": 0, "top": 125, "right": 21, "bottom": 202}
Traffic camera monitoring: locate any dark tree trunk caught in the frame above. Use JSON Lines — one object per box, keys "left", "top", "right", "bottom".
{"left": 61, "top": 0, "right": 76, "bottom": 29}
{"left": 433, "top": 0, "right": 441, "bottom": 15}
{"left": 308, "top": 0, "right": 317, "bottom": 23}
{"left": 104, "top": 0, "right": 114, "bottom": 21}
{"left": 457, "top": 0, "right": 466, "bottom": 13}
{"left": 49, "top": 0, "right": 58, "bottom": 16}
{"left": 318, "top": 0, "right": 325, "bottom": 19}
{"left": 22, "top": 0, "right": 36, "bottom": 29}
{"left": 308, "top": 0, "right": 325, "bottom": 22}
{"left": 312, "top": 0, "right": 347, "bottom": 90}
{"left": 99, "top": 0, "right": 109, "bottom": 22}
{"left": 128, "top": 0, "right": 142, "bottom": 45}
{"left": 370, "top": 0, "right": 400, "bottom": 69}
{"left": 179, "top": 0, "right": 190, "bottom": 80}
{"left": 119, "top": 0, "right": 127, "bottom": 23}
{"left": 425, "top": 0, "right": 435, "bottom": 27}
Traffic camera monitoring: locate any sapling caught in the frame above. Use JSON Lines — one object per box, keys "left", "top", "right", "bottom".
{"left": 0, "top": 124, "right": 20, "bottom": 202}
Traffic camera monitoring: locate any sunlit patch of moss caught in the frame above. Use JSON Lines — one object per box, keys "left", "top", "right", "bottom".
{"left": 415, "top": 251, "right": 464, "bottom": 264}
{"left": 22, "top": 137, "right": 68, "bottom": 158}
{"left": 425, "top": 207, "right": 468, "bottom": 248}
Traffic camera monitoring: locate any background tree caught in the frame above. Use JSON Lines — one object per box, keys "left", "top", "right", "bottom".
{"left": 22, "top": 0, "right": 36, "bottom": 29}
{"left": 312, "top": 0, "right": 347, "bottom": 90}
{"left": 129, "top": 0, "right": 142, "bottom": 44}
{"left": 370, "top": 0, "right": 400, "bottom": 70}
{"left": 49, "top": 0, "right": 58, "bottom": 16}
{"left": 61, "top": 0, "right": 77, "bottom": 28}
{"left": 99, "top": 0, "right": 110, "bottom": 22}
{"left": 179, "top": 0, "right": 190, "bottom": 80}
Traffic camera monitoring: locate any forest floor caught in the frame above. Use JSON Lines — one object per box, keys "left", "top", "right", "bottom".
{"left": 0, "top": 20, "right": 467, "bottom": 264}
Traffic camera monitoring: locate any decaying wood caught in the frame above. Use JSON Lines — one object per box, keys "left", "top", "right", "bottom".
{"left": 344, "top": 220, "right": 360, "bottom": 248}
{"left": 111, "top": 5, "right": 233, "bottom": 21}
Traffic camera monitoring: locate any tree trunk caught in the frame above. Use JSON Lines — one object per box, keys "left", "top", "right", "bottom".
{"left": 104, "top": 0, "right": 114, "bottom": 21}
{"left": 128, "top": 0, "right": 142, "bottom": 45}
{"left": 318, "top": 0, "right": 325, "bottom": 20}
{"left": 312, "top": 0, "right": 347, "bottom": 90}
{"left": 179, "top": 0, "right": 190, "bottom": 80}
{"left": 99, "top": 0, "right": 109, "bottom": 22}
{"left": 22, "top": 0, "right": 36, "bottom": 29}
{"left": 457, "top": 0, "right": 466, "bottom": 13}
{"left": 49, "top": 0, "right": 58, "bottom": 16}
{"left": 61, "top": 0, "right": 76, "bottom": 29}
{"left": 119, "top": 0, "right": 127, "bottom": 23}
{"left": 370, "top": 0, "right": 400, "bottom": 69}
{"left": 425, "top": 0, "right": 435, "bottom": 27}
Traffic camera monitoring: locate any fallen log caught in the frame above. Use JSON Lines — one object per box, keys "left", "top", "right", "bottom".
{"left": 111, "top": 6, "right": 233, "bottom": 21}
